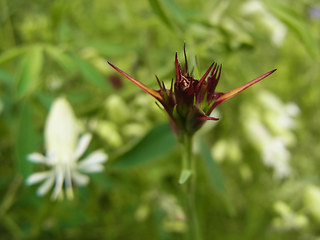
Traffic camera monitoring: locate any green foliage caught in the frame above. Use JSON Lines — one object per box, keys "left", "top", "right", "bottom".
{"left": 264, "top": 0, "right": 320, "bottom": 60}
{"left": 16, "top": 45, "right": 43, "bottom": 97}
{"left": 71, "top": 52, "right": 110, "bottom": 90}
{"left": 112, "top": 123, "right": 177, "bottom": 168}
{"left": 199, "top": 139, "right": 226, "bottom": 196}
{"left": 14, "top": 101, "right": 41, "bottom": 177}
{"left": 149, "top": 0, "right": 174, "bottom": 30}
{"left": 0, "top": 0, "right": 320, "bottom": 239}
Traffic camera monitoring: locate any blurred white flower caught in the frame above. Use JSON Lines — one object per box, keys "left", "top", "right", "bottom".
{"left": 272, "top": 201, "right": 308, "bottom": 231}
{"left": 242, "top": 91, "right": 299, "bottom": 179}
{"left": 89, "top": 119, "right": 123, "bottom": 148}
{"left": 135, "top": 190, "right": 186, "bottom": 233}
{"left": 104, "top": 94, "right": 131, "bottom": 124}
{"left": 304, "top": 185, "right": 320, "bottom": 223}
{"left": 262, "top": 138, "right": 291, "bottom": 178}
{"left": 259, "top": 91, "right": 300, "bottom": 136}
{"left": 242, "top": 1, "right": 287, "bottom": 46}
{"left": 245, "top": 119, "right": 291, "bottom": 178}
{"left": 26, "top": 97, "right": 108, "bottom": 200}
{"left": 210, "top": 138, "right": 242, "bottom": 164}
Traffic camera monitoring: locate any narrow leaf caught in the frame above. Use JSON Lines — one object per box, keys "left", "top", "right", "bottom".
{"left": 44, "top": 45, "right": 77, "bottom": 73}
{"left": 199, "top": 139, "right": 226, "bottom": 196}
{"left": 15, "top": 101, "right": 41, "bottom": 177}
{"left": 16, "top": 45, "right": 43, "bottom": 97}
{"left": 149, "top": 0, "right": 174, "bottom": 29}
{"left": 35, "top": 92, "right": 54, "bottom": 109}
{"left": 162, "top": 0, "right": 186, "bottom": 27}
{"left": 71, "top": 53, "right": 110, "bottom": 90}
{"left": 0, "top": 69, "right": 13, "bottom": 85}
{"left": 0, "top": 46, "right": 28, "bottom": 65}
{"left": 113, "top": 123, "right": 177, "bottom": 168}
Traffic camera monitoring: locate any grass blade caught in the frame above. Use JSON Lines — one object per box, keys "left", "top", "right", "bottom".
{"left": 199, "top": 139, "right": 226, "bottom": 196}
{"left": 149, "top": 0, "right": 174, "bottom": 29}
{"left": 71, "top": 52, "right": 110, "bottom": 90}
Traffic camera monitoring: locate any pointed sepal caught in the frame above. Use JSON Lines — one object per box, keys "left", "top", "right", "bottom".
{"left": 108, "top": 62, "right": 162, "bottom": 100}
{"left": 210, "top": 69, "right": 277, "bottom": 112}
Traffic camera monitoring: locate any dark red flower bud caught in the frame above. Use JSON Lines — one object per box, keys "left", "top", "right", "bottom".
{"left": 108, "top": 50, "right": 276, "bottom": 138}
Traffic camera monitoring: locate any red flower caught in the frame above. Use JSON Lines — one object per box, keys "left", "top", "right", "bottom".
{"left": 108, "top": 50, "right": 276, "bottom": 138}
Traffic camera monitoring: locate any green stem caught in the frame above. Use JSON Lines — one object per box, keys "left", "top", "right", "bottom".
{"left": 180, "top": 134, "right": 202, "bottom": 240}
{"left": 181, "top": 134, "right": 192, "bottom": 175}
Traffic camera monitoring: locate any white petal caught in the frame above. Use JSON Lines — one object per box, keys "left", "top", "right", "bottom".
{"left": 78, "top": 150, "right": 108, "bottom": 168}
{"left": 27, "top": 153, "right": 49, "bottom": 164}
{"left": 73, "top": 134, "right": 92, "bottom": 160}
{"left": 78, "top": 164, "right": 104, "bottom": 173}
{"left": 51, "top": 168, "right": 64, "bottom": 200}
{"left": 45, "top": 97, "right": 80, "bottom": 157}
{"left": 72, "top": 171, "right": 90, "bottom": 186}
{"left": 37, "top": 175, "right": 55, "bottom": 196}
{"left": 44, "top": 152, "right": 58, "bottom": 165}
{"left": 26, "top": 171, "right": 53, "bottom": 185}
{"left": 65, "top": 165, "right": 74, "bottom": 200}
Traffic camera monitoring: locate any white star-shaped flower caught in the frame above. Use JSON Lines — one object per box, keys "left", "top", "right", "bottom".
{"left": 26, "top": 97, "right": 108, "bottom": 200}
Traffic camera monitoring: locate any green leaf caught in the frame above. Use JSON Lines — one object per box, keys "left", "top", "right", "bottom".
{"left": 113, "top": 123, "right": 177, "bottom": 168}
{"left": 149, "top": 0, "right": 174, "bottom": 30}
{"left": 15, "top": 101, "right": 41, "bottom": 177}
{"left": 264, "top": 0, "right": 319, "bottom": 60}
{"left": 162, "top": 0, "right": 186, "bottom": 27}
{"left": 87, "top": 41, "right": 131, "bottom": 56}
{"left": 35, "top": 92, "right": 54, "bottom": 109}
{"left": 16, "top": 45, "right": 43, "bottom": 97}
{"left": 199, "top": 139, "right": 226, "bottom": 196}
{"left": 71, "top": 53, "right": 110, "bottom": 90}
{"left": 44, "top": 45, "right": 77, "bottom": 73}
{"left": 0, "top": 46, "right": 28, "bottom": 65}
{"left": 0, "top": 69, "right": 13, "bottom": 85}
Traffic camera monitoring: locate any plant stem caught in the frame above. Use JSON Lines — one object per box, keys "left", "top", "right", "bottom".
{"left": 180, "top": 134, "right": 201, "bottom": 240}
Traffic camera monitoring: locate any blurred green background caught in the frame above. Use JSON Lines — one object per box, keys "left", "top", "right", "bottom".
{"left": 1, "top": 0, "right": 320, "bottom": 239}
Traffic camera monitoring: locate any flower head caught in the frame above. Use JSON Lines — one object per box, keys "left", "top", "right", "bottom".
{"left": 108, "top": 49, "right": 276, "bottom": 138}
{"left": 26, "top": 97, "right": 108, "bottom": 200}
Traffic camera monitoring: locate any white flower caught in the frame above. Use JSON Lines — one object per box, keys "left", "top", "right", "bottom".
{"left": 242, "top": 91, "right": 300, "bottom": 179}
{"left": 26, "top": 97, "right": 108, "bottom": 200}
{"left": 245, "top": 119, "right": 292, "bottom": 179}
{"left": 272, "top": 201, "right": 308, "bottom": 230}
{"left": 242, "top": 1, "right": 287, "bottom": 46}
{"left": 304, "top": 185, "right": 320, "bottom": 223}
{"left": 262, "top": 138, "right": 291, "bottom": 178}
